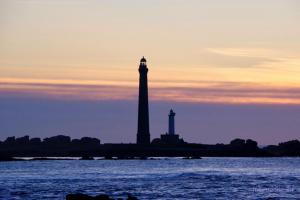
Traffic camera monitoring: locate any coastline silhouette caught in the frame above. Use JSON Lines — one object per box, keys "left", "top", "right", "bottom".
{"left": 1, "top": 58, "right": 299, "bottom": 160}
{"left": 0, "top": 135, "right": 299, "bottom": 160}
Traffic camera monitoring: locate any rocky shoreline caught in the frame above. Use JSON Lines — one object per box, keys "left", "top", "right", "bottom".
{"left": 0, "top": 156, "right": 203, "bottom": 162}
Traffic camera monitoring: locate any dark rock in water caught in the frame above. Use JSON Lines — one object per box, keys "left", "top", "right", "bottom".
{"left": 139, "top": 156, "right": 148, "bottom": 160}
{"left": 80, "top": 156, "right": 94, "bottom": 160}
{"left": 127, "top": 194, "right": 138, "bottom": 200}
{"left": 0, "top": 156, "right": 14, "bottom": 161}
{"left": 191, "top": 155, "right": 202, "bottom": 159}
{"left": 0, "top": 156, "right": 22, "bottom": 162}
{"left": 183, "top": 156, "right": 202, "bottom": 159}
{"left": 66, "top": 193, "right": 93, "bottom": 200}
{"left": 66, "top": 193, "right": 112, "bottom": 200}
{"left": 66, "top": 193, "right": 138, "bottom": 200}
{"left": 104, "top": 156, "right": 113, "bottom": 160}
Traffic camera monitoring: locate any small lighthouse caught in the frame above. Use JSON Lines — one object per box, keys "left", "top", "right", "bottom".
{"left": 158, "top": 109, "right": 184, "bottom": 145}
{"left": 168, "top": 109, "right": 176, "bottom": 135}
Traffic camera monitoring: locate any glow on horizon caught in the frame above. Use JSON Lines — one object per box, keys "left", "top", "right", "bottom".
{"left": 1, "top": 0, "right": 300, "bottom": 105}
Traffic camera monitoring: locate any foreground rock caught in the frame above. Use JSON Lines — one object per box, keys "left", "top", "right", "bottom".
{"left": 66, "top": 193, "right": 138, "bottom": 200}
{"left": 0, "top": 156, "right": 23, "bottom": 162}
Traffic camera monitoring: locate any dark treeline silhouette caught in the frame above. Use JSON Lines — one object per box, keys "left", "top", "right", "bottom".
{"left": 0, "top": 135, "right": 100, "bottom": 158}
{"left": 0, "top": 135, "right": 299, "bottom": 159}
{"left": 1, "top": 135, "right": 100, "bottom": 147}
{"left": 263, "top": 140, "right": 300, "bottom": 156}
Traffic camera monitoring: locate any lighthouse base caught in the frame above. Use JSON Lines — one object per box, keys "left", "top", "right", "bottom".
{"left": 160, "top": 134, "right": 184, "bottom": 145}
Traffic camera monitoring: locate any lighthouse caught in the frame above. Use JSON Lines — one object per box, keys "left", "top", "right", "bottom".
{"left": 168, "top": 109, "right": 176, "bottom": 135}
{"left": 159, "top": 109, "right": 184, "bottom": 145}
{"left": 136, "top": 57, "right": 151, "bottom": 145}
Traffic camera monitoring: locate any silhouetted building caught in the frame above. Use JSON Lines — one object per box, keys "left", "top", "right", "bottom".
{"left": 230, "top": 138, "right": 245, "bottom": 147}
{"left": 160, "top": 109, "right": 185, "bottom": 145}
{"left": 137, "top": 57, "right": 150, "bottom": 145}
{"left": 15, "top": 135, "right": 30, "bottom": 145}
{"left": 43, "top": 135, "right": 71, "bottom": 146}
{"left": 4, "top": 136, "right": 15, "bottom": 145}
{"left": 71, "top": 137, "right": 100, "bottom": 146}
{"left": 29, "top": 137, "right": 42, "bottom": 145}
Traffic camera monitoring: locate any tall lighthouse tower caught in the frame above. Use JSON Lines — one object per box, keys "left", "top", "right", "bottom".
{"left": 137, "top": 57, "right": 150, "bottom": 145}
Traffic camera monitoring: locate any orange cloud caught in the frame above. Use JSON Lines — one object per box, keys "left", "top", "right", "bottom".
{"left": 1, "top": 78, "right": 300, "bottom": 105}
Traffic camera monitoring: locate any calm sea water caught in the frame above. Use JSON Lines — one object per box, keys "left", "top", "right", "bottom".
{"left": 0, "top": 157, "right": 299, "bottom": 200}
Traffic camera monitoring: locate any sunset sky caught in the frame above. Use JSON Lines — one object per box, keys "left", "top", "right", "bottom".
{"left": 1, "top": 0, "right": 300, "bottom": 144}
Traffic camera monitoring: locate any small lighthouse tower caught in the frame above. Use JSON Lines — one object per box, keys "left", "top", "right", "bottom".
{"left": 168, "top": 109, "right": 176, "bottom": 135}
{"left": 159, "top": 109, "right": 184, "bottom": 145}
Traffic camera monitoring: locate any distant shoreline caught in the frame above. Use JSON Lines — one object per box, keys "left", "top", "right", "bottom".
{"left": 1, "top": 135, "right": 299, "bottom": 159}
{"left": 1, "top": 156, "right": 300, "bottom": 162}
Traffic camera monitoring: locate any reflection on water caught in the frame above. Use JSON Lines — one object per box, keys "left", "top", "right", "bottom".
{"left": 0, "top": 157, "right": 299, "bottom": 199}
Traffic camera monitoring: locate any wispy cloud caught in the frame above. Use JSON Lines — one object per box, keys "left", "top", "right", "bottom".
{"left": 0, "top": 81, "right": 136, "bottom": 101}
{"left": 1, "top": 78, "right": 300, "bottom": 105}
{"left": 206, "top": 47, "right": 300, "bottom": 71}
{"left": 206, "top": 48, "right": 279, "bottom": 58}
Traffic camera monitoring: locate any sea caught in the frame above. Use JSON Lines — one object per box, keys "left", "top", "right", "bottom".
{"left": 0, "top": 157, "right": 299, "bottom": 200}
